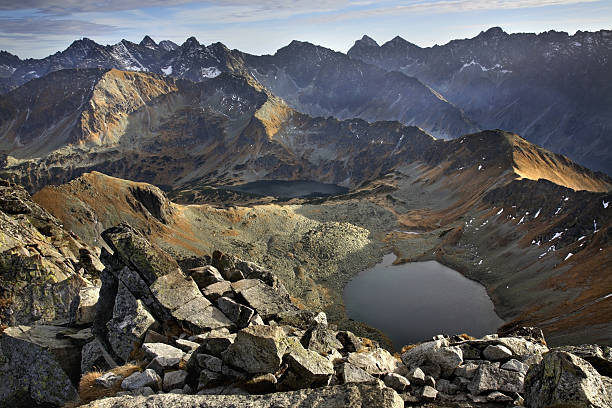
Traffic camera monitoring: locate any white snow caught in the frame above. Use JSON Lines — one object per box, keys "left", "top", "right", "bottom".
{"left": 578, "top": 236, "right": 586, "bottom": 241}
{"left": 550, "top": 232, "right": 563, "bottom": 241}
{"left": 478, "top": 260, "right": 483, "bottom": 265}
{"left": 161, "top": 66, "right": 173, "bottom": 75}
{"left": 603, "top": 200, "right": 609, "bottom": 209}
{"left": 518, "top": 216, "right": 525, "bottom": 224}
{"left": 201, "top": 67, "right": 221, "bottom": 78}
{"left": 496, "top": 208, "right": 504, "bottom": 215}
{"left": 564, "top": 197, "right": 569, "bottom": 201}
{"left": 534, "top": 208, "right": 541, "bottom": 218}
{"left": 478, "top": 164, "right": 483, "bottom": 171}
{"left": 554, "top": 207, "right": 562, "bottom": 215}
{"left": 564, "top": 253, "right": 573, "bottom": 261}
{"left": 594, "top": 220, "right": 598, "bottom": 233}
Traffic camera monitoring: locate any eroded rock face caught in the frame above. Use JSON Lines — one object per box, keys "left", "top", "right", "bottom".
{"left": 524, "top": 351, "right": 611, "bottom": 408}
{"left": 222, "top": 325, "right": 289, "bottom": 374}
{"left": 81, "top": 383, "right": 404, "bottom": 408}
{"left": 0, "top": 182, "right": 99, "bottom": 326}
{"left": 0, "top": 325, "right": 79, "bottom": 407}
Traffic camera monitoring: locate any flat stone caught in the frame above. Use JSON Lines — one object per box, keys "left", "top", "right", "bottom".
{"left": 69, "top": 286, "right": 100, "bottom": 325}
{"left": 232, "top": 279, "right": 298, "bottom": 319}
{"left": 302, "top": 325, "right": 343, "bottom": 355}
{"left": 340, "top": 362, "right": 378, "bottom": 384}
{"left": 203, "top": 281, "right": 233, "bottom": 301}
{"left": 81, "top": 338, "right": 118, "bottom": 374}
{"left": 483, "top": 344, "right": 513, "bottom": 361}
{"left": 384, "top": 373, "right": 410, "bottom": 392}
{"left": 146, "top": 356, "right": 181, "bottom": 375}
{"left": 163, "top": 370, "right": 189, "bottom": 392}
{"left": 217, "top": 296, "right": 255, "bottom": 329}
{"left": 175, "top": 339, "right": 200, "bottom": 353}
{"left": 280, "top": 341, "right": 334, "bottom": 390}
{"left": 501, "top": 358, "right": 529, "bottom": 374}
{"left": 150, "top": 272, "right": 206, "bottom": 313}
{"left": 408, "top": 367, "right": 426, "bottom": 385}
{"left": 487, "top": 391, "right": 513, "bottom": 402}
{"left": 347, "top": 348, "right": 401, "bottom": 375}
{"left": 121, "top": 369, "right": 161, "bottom": 391}
{"left": 188, "top": 265, "right": 225, "bottom": 289}
{"left": 453, "top": 362, "right": 480, "bottom": 379}
{"left": 142, "top": 343, "right": 185, "bottom": 361}
{"left": 173, "top": 298, "right": 233, "bottom": 333}
{"left": 197, "top": 354, "right": 223, "bottom": 372}
{"left": 430, "top": 346, "right": 463, "bottom": 378}
{"left": 276, "top": 310, "right": 327, "bottom": 330}
{"left": 222, "top": 325, "right": 289, "bottom": 374}
{"left": 468, "top": 364, "right": 525, "bottom": 395}
{"left": 401, "top": 339, "right": 448, "bottom": 369}
{"left": 421, "top": 385, "right": 438, "bottom": 401}
{"left": 197, "top": 332, "right": 237, "bottom": 356}
{"left": 82, "top": 384, "right": 405, "bottom": 407}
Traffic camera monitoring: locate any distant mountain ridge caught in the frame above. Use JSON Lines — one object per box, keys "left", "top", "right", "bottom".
{"left": 348, "top": 27, "right": 612, "bottom": 175}
{"left": 1, "top": 28, "right": 611, "bottom": 174}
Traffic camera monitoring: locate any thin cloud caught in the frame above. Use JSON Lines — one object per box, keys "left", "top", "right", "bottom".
{"left": 0, "top": 18, "right": 116, "bottom": 35}
{"left": 310, "top": 0, "right": 601, "bottom": 23}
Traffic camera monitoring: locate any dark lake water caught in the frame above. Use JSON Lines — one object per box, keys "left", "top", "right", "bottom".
{"left": 344, "top": 254, "right": 503, "bottom": 349}
{"left": 221, "top": 180, "right": 348, "bottom": 198}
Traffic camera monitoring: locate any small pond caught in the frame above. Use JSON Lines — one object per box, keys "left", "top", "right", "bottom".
{"left": 221, "top": 180, "right": 348, "bottom": 198}
{"left": 343, "top": 254, "right": 503, "bottom": 349}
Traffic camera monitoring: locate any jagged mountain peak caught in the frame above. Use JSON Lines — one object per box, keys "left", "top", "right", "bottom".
{"left": 139, "top": 35, "right": 157, "bottom": 48}
{"left": 356, "top": 35, "right": 379, "bottom": 47}
{"left": 159, "top": 40, "right": 179, "bottom": 51}
{"left": 182, "top": 36, "right": 201, "bottom": 48}
{"left": 65, "top": 37, "right": 100, "bottom": 53}
{"left": 477, "top": 26, "right": 508, "bottom": 39}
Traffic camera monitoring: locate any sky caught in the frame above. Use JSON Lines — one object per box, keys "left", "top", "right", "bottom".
{"left": 0, "top": 0, "right": 611, "bottom": 59}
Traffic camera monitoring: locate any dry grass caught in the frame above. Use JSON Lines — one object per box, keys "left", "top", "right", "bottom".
{"left": 68, "top": 363, "right": 142, "bottom": 407}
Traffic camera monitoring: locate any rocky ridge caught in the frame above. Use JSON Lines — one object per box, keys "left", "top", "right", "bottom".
{"left": 1, "top": 223, "right": 610, "bottom": 407}
{"left": 347, "top": 28, "right": 612, "bottom": 175}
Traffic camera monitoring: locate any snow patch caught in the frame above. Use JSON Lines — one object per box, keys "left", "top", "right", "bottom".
{"left": 534, "top": 208, "right": 541, "bottom": 218}
{"left": 550, "top": 232, "right": 563, "bottom": 241}
{"left": 201, "top": 67, "right": 221, "bottom": 78}
{"left": 161, "top": 66, "right": 173, "bottom": 75}
{"left": 496, "top": 208, "right": 503, "bottom": 215}
{"left": 478, "top": 164, "right": 483, "bottom": 171}
{"left": 603, "top": 200, "right": 609, "bottom": 209}
{"left": 564, "top": 253, "right": 573, "bottom": 261}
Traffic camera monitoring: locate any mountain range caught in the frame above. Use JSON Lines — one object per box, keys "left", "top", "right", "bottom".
{"left": 1, "top": 28, "right": 611, "bottom": 174}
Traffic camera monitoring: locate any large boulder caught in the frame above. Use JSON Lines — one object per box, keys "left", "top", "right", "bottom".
{"left": 222, "top": 325, "right": 289, "bottom": 374}
{"left": 524, "top": 351, "right": 611, "bottom": 408}
{"left": 468, "top": 363, "right": 525, "bottom": 395}
{"left": 401, "top": 339, "right": 448, "bottom": 369}
{"left": 101, "top": 224, "right": 180, "bottom": 285}
{"left": 0, "top": 325, "right": 79, "bottom": 407}
{"left": 69, "top": 286, "right": 100, "bottom": 325}
{"left": 81, "top": 383, "right": 404, "bottom": 408}
{"left": 81, "top": 338, "right": 118, "bottom": 374}
{"left": 106, "top": 283, "right": 156, "bottom": 361}
{"left": 555, "top": 344, "right": 612, "bottom": 377}
{"left": 280, "top": 341, "right": 334, "bottom": 390}
{"left": 232, "top": 279, "right": 298, "bottom": 319}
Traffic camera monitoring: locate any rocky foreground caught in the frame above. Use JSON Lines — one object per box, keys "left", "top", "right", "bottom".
{"left": 0, "top": 223, "right": 610, "bottom": 407}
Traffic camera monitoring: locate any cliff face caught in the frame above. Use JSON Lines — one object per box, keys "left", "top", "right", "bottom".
{"left": 0, "top": 179, "right": 102, "bottom": 327}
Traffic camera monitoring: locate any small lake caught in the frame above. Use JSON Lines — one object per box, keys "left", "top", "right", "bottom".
{"left": 221, "top": 180, "right": 348, "bottom": 198}
{"left": 344, "top": 254, "right": 503, "bottom": 349}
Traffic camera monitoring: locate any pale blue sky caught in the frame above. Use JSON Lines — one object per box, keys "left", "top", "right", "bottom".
{"left": 1, "top": 0, "right": 610, "bottom": 58}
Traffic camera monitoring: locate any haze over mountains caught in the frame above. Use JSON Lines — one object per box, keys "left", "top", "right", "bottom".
{"left": 1, "top": 28, "right": 611, "bottom": 175}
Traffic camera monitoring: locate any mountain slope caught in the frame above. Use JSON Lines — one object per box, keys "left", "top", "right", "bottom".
{"left": 348, "top": 28, "right": 612, "bottom": 175}
{"left": 31, "top": 130, "right": 612, "bottom": 346}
